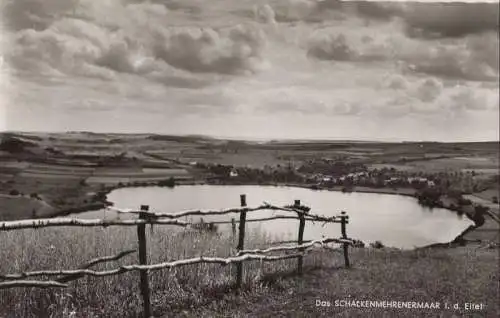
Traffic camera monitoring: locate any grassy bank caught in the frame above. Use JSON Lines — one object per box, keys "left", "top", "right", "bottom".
{"left": 177, "top": 246, "right": 498, "bottom": 318}
{"left": 0, "top": 224, "right": 306, "bottom": 317}
{"left": 0, "top": 224, "right": 498, "bottom": 317}
{"left": 300, "top": 185, "right": 417, "bottom": 197}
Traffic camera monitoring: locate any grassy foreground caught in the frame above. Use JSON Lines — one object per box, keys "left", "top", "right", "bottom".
{"left": 187, "top": 246, "right": 499, "bottom": 318}
{"left": 0, "top": 225, "right": 498, "bottom": 317}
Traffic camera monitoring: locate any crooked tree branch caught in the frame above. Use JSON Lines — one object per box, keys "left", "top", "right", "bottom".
{"left": 0, "top": 280, "right": 68, "bottom": 289}
{"left": 211, "top": 215, "right": 340, "bottom": 224}
{"left": 0, "top": 215, "right": 341, "bottom": 232}
{"left": 0, "top": 218, "right": 188, "bottom": 231}
{"left": 210, "top": 215, "right": 298, "bottom": 224}
{"left": 108, "top": 204, "right": 337, "bottom": 221}
{"left": 237, "top": 238, "right": 354, "bottom": 255}
{"left": 0, "top": 253, "right": 308, "bottom": 281}
{"left": 56, "top": 249, "right": 136, "bottom": 283}
{"left": 0, "top": 211, "right": 342, "bottom": 231}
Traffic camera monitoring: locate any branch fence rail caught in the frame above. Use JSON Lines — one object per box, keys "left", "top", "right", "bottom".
{"left": 0, "top": 194, "right": 354, "bottom": 318}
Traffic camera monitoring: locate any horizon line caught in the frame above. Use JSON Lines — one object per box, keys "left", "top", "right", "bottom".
{"left": 2, "top": 130, "right": 498, "bottom": 144}
{"left": 340, "top": 0, "right": 499, "bottom": 3}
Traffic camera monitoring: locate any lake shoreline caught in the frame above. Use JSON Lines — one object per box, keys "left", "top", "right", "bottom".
{"left": 15, "top": 175, "right": 485, "bottom": 251}
{"left": 61, "top": 182, "right": 478, "bottom": 250}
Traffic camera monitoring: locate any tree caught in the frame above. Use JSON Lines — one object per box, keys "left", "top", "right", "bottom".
{"left": 446, "top": 189, "right": 462, "bottom": 200}
{"left": 370, "top": 241, "right": 384, "bottom": 249}
{"left": 417, "top": 188, "right": 443, "bottom": 208}
{"left": 458, "top": 197, "right": 472, "bottom": 206}
{"left": 473, "top": 205, "right": 488, "bottom": 226}
{"left": 158, "top": 177, "right": 175, "bottom": 188}
{"left": 91, "top": 191, "right": 107, "bottom": 203}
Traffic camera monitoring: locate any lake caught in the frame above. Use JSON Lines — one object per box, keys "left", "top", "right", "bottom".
{"left": 75, "top": 185, "right": 473, "bottom": 249}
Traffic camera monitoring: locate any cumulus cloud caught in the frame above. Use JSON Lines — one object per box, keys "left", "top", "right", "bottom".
{"left": 384, "top": 75, "right": 409, "bottom": 90}
{"left": 5, "top": 0, "right": 498, "bottom": 83}
{"left": 401, "top": 2, "right": 499, "bottom": 39}
{"left": 306, "top": 25, "right": 498, "bottom": 82}
{"left": 152, "top": 25, "right": 267, "bottom": 75}
{"left": 253, "top": 4, "right": 277, "bottom": 25}
{"left": 307, "top": 34, "right": 355, "bottom": 61}
{"left": 377, "top": 75, "right": 498, "bottom": 119}
{"left": 2, "top": 0, "right": 76, "bottom": 31}
{"left": 349, "top": 1, "right": 405, "bottom": 21}
{"left": 4, "top": 0, "right": 268, "bottom": 84}
{"left": 403, "top": 34, "right": 499, "bottom": 82}
{"left": 247, "top": 80, "right": 366, "bottom": 117}
{"left": 268, "top": 0, "right": 317, "bottom": 23}
{"left": 414, "top": 78, "right": 443, "bottom": 103}
{"left": 262, "top": 1, "right": 498, "bottom": 39}
{"left": 2, "top": 0, "right": 498, "bottom": 140}
{"left": 315, "top": 1, "right": 499, "bottom": 39}
{"left": 440, "top": 85, "right": 499, "bottom": 113}
{"left": 307, "top": 27, "right": 397, "bottom": 63}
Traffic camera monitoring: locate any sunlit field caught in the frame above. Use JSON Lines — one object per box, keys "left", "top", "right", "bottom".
{"left": 0, "top": 225, "right": 335, "bottom": 317}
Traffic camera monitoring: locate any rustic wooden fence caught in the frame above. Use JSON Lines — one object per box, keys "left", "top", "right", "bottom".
{"left": 0, "top": 194, "right": 354, "bottom": 317}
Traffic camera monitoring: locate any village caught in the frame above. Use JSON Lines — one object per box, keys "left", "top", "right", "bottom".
{"left": 0, "top": 132, "right": 498, "bottom": 317}
{"left": 197, "top": 157, "right": 489, "bottom": 197}
{"left": 188, "top": 156, "right": 500, "bottom": 228}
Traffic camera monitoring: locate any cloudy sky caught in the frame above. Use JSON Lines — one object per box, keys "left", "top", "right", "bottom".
{"left": 0, "top": 0, "right": 498, "bottom": 141}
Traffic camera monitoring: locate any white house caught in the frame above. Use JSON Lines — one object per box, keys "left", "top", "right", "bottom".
{"left": 229, "top": 168, "right": 239, "bottom": 178}
{"left": 408, "top": 177, "right": 428, "bottom": 183}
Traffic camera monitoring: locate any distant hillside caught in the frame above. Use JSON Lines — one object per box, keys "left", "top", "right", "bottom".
{"left": 146, "top": 134, "right": 217, "bottom": 143}
{"left": 0, "top": 135, "right": 39, "bottom": 153}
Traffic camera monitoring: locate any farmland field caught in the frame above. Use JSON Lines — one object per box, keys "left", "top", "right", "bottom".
{"left": 0, "top": 132, "right": 498, "bottom": 221}
{"left": 0, "top": 133, "right": 498, "bottom": 317}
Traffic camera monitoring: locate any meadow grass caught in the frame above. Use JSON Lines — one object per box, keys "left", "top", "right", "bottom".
{"left": 0, "top": 224, "right": 335, "bottom": 317}
{"left": 1, "top": 224, "right": 497, "bottom": 317}
{"left": 170, "top": 246, "right": 499, "bottom": 318}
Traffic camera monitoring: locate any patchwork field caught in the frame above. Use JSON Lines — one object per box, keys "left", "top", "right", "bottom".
{"left": 0, "top": 132, "right": 498, "bottom": 222}
{"left": 371, "top": 156, "right": 498, "bottom": 173}
{"left": 0, "top": 132, "right": 498, "bottom": 317}
{"left": 0, "top": 194, "right": 55, "bottom": 221}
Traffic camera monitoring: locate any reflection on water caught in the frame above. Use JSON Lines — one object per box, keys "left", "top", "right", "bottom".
{"left": 71, "top": 185, "right": 473, "bottom": 249}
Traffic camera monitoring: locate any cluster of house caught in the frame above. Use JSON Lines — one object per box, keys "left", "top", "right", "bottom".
{"left": 310, "top": 171, "right": 368, "bottom": 183}
{"left": 311, "top": 172, "right": 436, "bottom": 188}
{"left": 193, "top": 160, "right": 479, "bottom": 192}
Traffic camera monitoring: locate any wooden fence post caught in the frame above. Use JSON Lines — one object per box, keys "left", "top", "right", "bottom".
{"left": 138, "top": 205, "right": 152, "bottom": 318}
{"left": 340, "top": 211, "right": 350, "bottom": 268}
{"left": 235, "top": 194, "right": 247, "bottom": 289}
{"left": 231, "top": 217, "right": 236, "bottom": 238}
{"left": 295, "top": 200, "right": 305, "bottom": 275}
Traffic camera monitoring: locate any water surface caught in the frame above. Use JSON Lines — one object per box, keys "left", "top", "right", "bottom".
{"left": 75, "top": 185, "right": 473, "bottom": 249}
